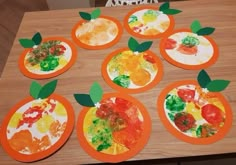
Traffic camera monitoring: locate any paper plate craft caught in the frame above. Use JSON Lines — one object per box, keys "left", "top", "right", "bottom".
{"left": 159, "top": 20, "right": 219, "bottom": 70}
{"left": 71, "top": 8, "right": 123, "bottom": 49}
{"left": 18, "top": 32, "right": 77, "bottom": 79}
{"left": 0, "top": 80, "right": 74, "bottom": 162}
{"left": 102, "top": 37, "right": 163, "bottom": 93}
{"left": 157, "top": 70, "right": 232, "bottom": 144}
{"left": 74, "top": 82, "right": 151, "bottom": 163}
{"left": 124, "top": 2, "right": 181, "bottom": 39}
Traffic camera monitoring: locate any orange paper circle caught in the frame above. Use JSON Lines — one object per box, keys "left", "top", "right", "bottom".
{"left": 124, "top": 6, "right": 175, "bottom": 39}
{"left": 71, "top": 16, "right": 123, "bottom": 50}
{"left": 159, "top": 29, "right": 219, "bottom": 70}
{"left": 77, "top": 93, "right": 151, "bottom": 163}
{"left": 18, "top": 37, "right": 77, "bottom": 79}
{"left": 102, "top": 48, "right": 163, "bottom": 93}
{"left": 0, "top": 94, "right": 75, "bottom": 162}
{"left": 157, "top": 80, "right": 232, "bottom": 144}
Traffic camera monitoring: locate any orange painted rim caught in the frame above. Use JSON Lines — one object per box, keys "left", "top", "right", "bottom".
{"left": 157, "top": 80, "right": 233, "bottom": 144}
{"left": 101, "top": 48, "right": 164, "bottom": 93}
{"left": 124, "top": 6, "right": 175, "bottom": 39}
{"left": 159, "top": 29, "right": 219, "bottom": 70}
{"left": 71, "top": 16, "right": 123, "bottom": 50}
{"left": 18, "top": 37, "right": 77, "bottom": 79}
{"left": 0, "top": 94, "right": 75, "bottom": 162}
{"left": 77, "top": 93, "right": 152, "bottom": 163}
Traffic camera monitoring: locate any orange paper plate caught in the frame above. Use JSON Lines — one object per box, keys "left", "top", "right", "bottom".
{"left": 157, "top": 80, "right": 232, "bottom": 144}
{"left": 19, "top": 37, "right": 77, "bottom": 79}
{"left": 77, "top": 93, "right": 151, "bottom": 163}
{"left": 71, "top": 16, "right": 123, "bottom": 50}
{"left": 124, "top": 6, "right": 175, "bottom": 39}
{"left": 159, "top": 29, "right": 219, "bottom": 70}
{"left": 0, "top": 94, "right": 75, "bottom": 162}
{"left": 102, "top": 48, "right": 163, "bottom": 93}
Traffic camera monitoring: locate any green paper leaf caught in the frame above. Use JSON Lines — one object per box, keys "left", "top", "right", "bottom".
{"left": 79, "top": 11, "right": 91, "bottom": 21}
{"left": 191, "top": 20, "right": 202, "bottom": 33}
{"left": 196, "top": 27, "right": 215, "bottom": 36}
{"left": 135, "top": 41, "right": 153, "bottom": 52}
{"left": 32, "top": 32, "right": 42, "bottom": 45}
{"left": 89, "top": 82, "right": 103, "bottom": 104}
{"left": 128, "top": 37, "right": 139, "bottom": 52}
{"left": 206, "top": 80, "right": 230, "bottom": 92}
{"left": 162, "top": 9, "right": 182, "bottom": 15}
{"left": 74, "top": 94, "right": 95, "bottom": 107}
{"left": 38, "top": 80, "right": 58, "bottom": 99}
{"left": 197, "top": 70, "right": 211, "bottom": 88}
{"left": 19, "top": 39, "right": 35, "bottom": 48}
{"left": 159, "top": 2, "right": 169, "bottom": 11}
{"left": 91, "top": 8, "right": 101, "bottom": 19}
{"left": 30, "top": 81, "right": 42, "bottom": 99}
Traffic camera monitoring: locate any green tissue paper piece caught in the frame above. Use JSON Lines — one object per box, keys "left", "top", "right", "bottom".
{"left": 197, "top": 69, "right": 211, "bottom": 88}
{"left": 166, "top": 95, "right": 186, "bottom": 112}
{"left": 159, "top": 2, "right": 169, "bottom": 11}
{"left": 206, "top": 80, "right": 230, "bottom": 92}
{"left": 168, "top": 112, "right": 175, "bottom": 121}
{"left": 196, "top": 125, "right": 202, "bottom": 138}
{"left": 181, "top": 36, "right": 199, "bottom": 47}
{"left": 79, "top": 11, "right": 91, "bottom": 21}
{"left": 19, "top": 39, "right": 35, "bottom": 48}
{"left": 191, "top": 20, "right": 202, "bottom": 33}
{"left": 128, "top": 37, "right": 139, "bottom": 52}
{"left": 74, "top": 94, "right": 95, "bottom": 107}
{"left": 162, "top": 9, "right": 182, "bottom": 15}
{"left": 91, "top": 8, "right": 101, "bottom": 19}
{"left": 113, "top": 75, "right": 130, "bottom": 88}
{"left": 30, "top": 81, "right": 42, "bottom": 99}
{"left": 89, "top": 119, "right": 112, "bottom": 152}
{"left": 40, "top": 55, "right": 59, "bottom": 71}
{"left": 38, "top": 80, "right": 58, "bottom": 99}
{"left": 196, "top": 27, "right": 215, "bottom": 36}
{"left": 135, "top": 41, "right": 153, "bottom": 52}
{"left": 32, "top": 32, "right": 42, "bottom": 45}
{"left": 89, "top": 82, "right": 103, "bottom": 104}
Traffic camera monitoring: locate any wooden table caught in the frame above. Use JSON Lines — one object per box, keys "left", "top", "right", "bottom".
{"left": 0, "top": 0, "right": 236, "bottom": 164}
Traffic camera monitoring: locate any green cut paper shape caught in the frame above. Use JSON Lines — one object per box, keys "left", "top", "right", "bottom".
{"left": 197, "top": 69, "right": 211, "bottom": 88}
{"left": 79, "top": 11, "right": 92, "bottom": 21}
{"left": 196, "top": 27, "right": 215, "bottom": 36}
{"left": 91, "top": 8, "right": 101, "bottom": 19}
{"left": 32, "top": 32, "right": 42, "bottom": 45}
{"left": 30, "top": 79, "right": 57, "bottom": 99}
{"left": 38, "top": 80, "right": 58, "bottom": 99}
{"left": 127, "top": 37, "right": 152, "bottom": 53}
{"left": 159, "top": 2, "right": 169, "bottom": 11}
{"left": 30, "top": 81, "right": 42, "bottom": 99}
{"left": 159, "top": 2, "right": 182, "bottom": 15}
{"left": 19, "top": 39, "right": 35, "bottom": 48}
{"left": 128, "top": 37, "right": 139, "bottom": 52}
{"left": 89, "top": 82, "right": 103, "bottom": 104}
{"left": 206, "top": 80, "right": 230, "bottom": 92}
{"left": 161, "top": 9, "right": 182, "bottom": 15}
{"left": 191, "top": 20, "right": 202, "bottom": 33}
{"left": 74, "top": 94, "right": 95, "bottom": 107}
{"left": 135, "top": 41, "right": 153, "bottom": 52}
{"left": 197, "top": 69, "right": 230, "bottom": 92}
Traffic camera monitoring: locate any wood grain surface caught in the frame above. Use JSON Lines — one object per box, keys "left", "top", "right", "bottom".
{"left": 0, "top": 0, "right": 236, "bottom": 164}
{"left": 0, "top": 0, "right": 48, "bottom": 75}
